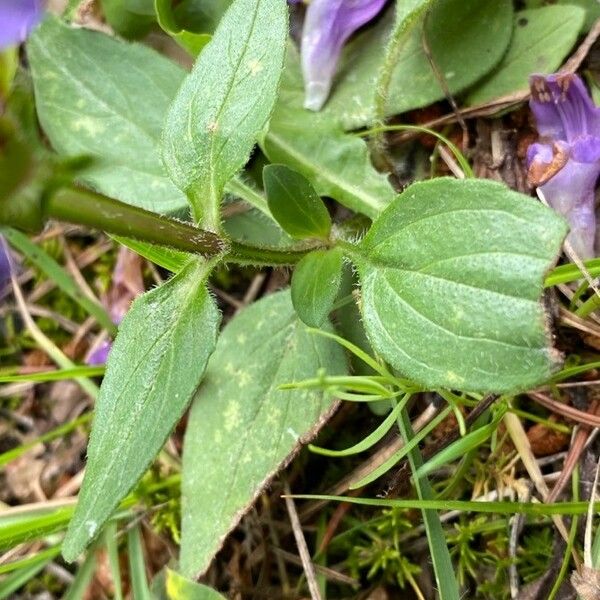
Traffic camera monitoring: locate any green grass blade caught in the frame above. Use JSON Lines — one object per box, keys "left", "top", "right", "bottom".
{"left": 0, "top": 413, "right": 92, "bottom": 468}
{"left": 0, "top": 546, "right": 60, "bottom": 575}
{"left": 415, "top": 411, "right": 504, "bottom": 479}
{"left": 3, "top": 228, "right": 116, "bottom": 334}
{"left": 127, "top": 524, "right": 152, "bottom": 600}
{"left": 396, "top": 404, "right": 460, "bottom": 600}
{"left": 0, "top": 551, "right": 55, "bottom": 598}
{"left": 63, "top": 549, "right": 97, "bottom": 600}
{"left": 349, "top": 406, "right": 453, "bottom": 489}
{"left": 288, "top": 495, "right": 600, "bottom": 516}
{"left": 357, "top": 124, "right": 474, "bottom": 178}
{"left": 105, "top": 523, "right": 123, "bottom": 600}
{"left": 0, "top": 366, "right": 105, "bottom": 383}
{"left": 309, "top": 394, "right": 409, "bottom": 457}
{"left": 544, "top": 258, "right": 600, "bottom": 286}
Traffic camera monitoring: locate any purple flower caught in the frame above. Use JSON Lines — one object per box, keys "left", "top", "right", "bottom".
{"left": 299, "top": 0, "right": 387, "bottom": 111}
{"left": 0, "top": 0, "right": 44, "bottom": 50}
{"left": 0, "top": 236, "right": 11, "bottom": 293}
{"left": 527, "top": 73, "right": 600, "bottom": 258}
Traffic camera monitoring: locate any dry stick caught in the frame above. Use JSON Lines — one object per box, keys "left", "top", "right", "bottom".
{"left": 503, "top": 412, "right": 575, "bottom": 556}
{"left": 559, "top": 306, "right": 600, "bottom": 339}
{"left": 283, "top": 480, "right": 323, "bottom": 600}
{"left": 508, "top": 483, "right": 533, "bottom": 600}
{"left": 529, "top": 391, "right": 600, "bottom": 429}
{"left": 546, "top": 400, "right": 600, "bottom": 504}
{"left": 271, "top": 548, "right": 359, "bottom": 587}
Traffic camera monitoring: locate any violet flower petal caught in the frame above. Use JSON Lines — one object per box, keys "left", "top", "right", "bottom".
{"left": 528, "top": 74, "right": 600, "bottom": 258}
{"left": 0, "top": 236, "right": 11, "bottom": 293}
{"left": 530, "top": 73, "right": 600, "bottom": 142}
{"left": 0, "top": 0, "right": 44, "bottom": 50}
{"left": 300, "top": 0, "right": 387, "bottom": 111}
{"left": 86, "top": 340, "right": 112, "bottom": 366}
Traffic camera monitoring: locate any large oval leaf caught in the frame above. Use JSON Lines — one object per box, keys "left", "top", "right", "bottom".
{"left": 62, "top": 259, "right": 221, "bottom": 562}
{"left": 180, "top": 290, "right": 347, "bottom": 577}
{"left": 353, "top": 178, "right": 567, "bottom": 392}
{"left": 28, "top": 17, "right": 188, "bottom": 214}
{"left": 161, "top": 0, "right": 287, "bottom": 228}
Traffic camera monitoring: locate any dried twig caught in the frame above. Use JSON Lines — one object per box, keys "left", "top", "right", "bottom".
{"left": 283, "top": 480, "right": 322, "bottom": 600}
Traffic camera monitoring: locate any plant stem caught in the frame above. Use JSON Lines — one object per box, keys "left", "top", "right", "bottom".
{"left": 46, "top": 187, "right": 226, "bottom": 257}
{"left": 226, "top": 240, "right": 311, "bottom": 266}
{"left": 374, "top": 2, "right": 434, "bottom": 122}
{"left": 45, "top": 187, "right": 321, "bottom": 266}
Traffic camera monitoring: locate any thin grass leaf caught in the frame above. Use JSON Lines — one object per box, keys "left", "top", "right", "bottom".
{"left": 63, "top": 549, "right": 97, "bottom": 600}
{"left": 305, "top": 328, "right": 395, "bottom": 380}
{"left": 127, "top": 524, "right": 152, "bottom": 600}
{"left": 280, "top": 375, "right": 393, "bottom": 396}
{"left": 395, "top": 404, "right": 460, "bottom": 600}
{"left": 309, "top": 394, "right": 409, "bottom": 457}
{"left": 545, "top": 258, "right": 600, "bottom": 286}
{"left": 0, "top": 557, "right": 53, "bottom": 599}
{"left": 358, "top": 124, "right": 474, "bottom": 178}
{"left": 289, "top": 495, "right": 600, "bottom": 516}
{"left": 415, "top": 409, "right": 506, "bottom": 479}
{"left": 0, "top": 366, "right": 105, "bottom": 383}
{"left": 350, "top": 406, "right": 453, "bottom": 489}
{"left": 551, "top": 361, "right": 600, "bottom": 382}
{"left": 548, "top": 469, "right": 579, "bottom": 600}
{"left": 105, "top": 523, "right": 123, "bottom": 600}
{"left": 0, "top": 546, "right": 60, "bottom": 575}
{"left": 3, "top": 228, "right": 116, "bottom": 334}
{"left": 0, "top": 413, "right": 92, "bottom": 468}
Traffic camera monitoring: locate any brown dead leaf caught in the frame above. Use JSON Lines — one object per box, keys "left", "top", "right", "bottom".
{"left": 527, "top": 419, "right": 570, "bottom": 457}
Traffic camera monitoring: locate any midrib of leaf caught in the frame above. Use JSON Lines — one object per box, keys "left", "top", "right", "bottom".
{"left": 264, "top": 129, "right": 387, "bottom": 218}
{"left": 75, "top": 261, "right": 205, "bottom": 528}
{"left": 192, "top": 0, "right": 262, "bottom": 218}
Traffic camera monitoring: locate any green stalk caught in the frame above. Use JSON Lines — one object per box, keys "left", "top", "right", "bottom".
{"left": 44, "top": 187, "right": 318, "bottom": 266}
{"left": 45, "top": 187, "right": 226, "bottom": 257}
{"left": 396, "top": 402, "right": 460, "bottom": 600}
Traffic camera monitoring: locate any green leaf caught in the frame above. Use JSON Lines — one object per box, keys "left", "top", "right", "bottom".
{"left": 161, "top": 0, "right": 287, "bottom": 228}
{"left": 100, "top": 0, "right": 155, "bottom": 39}
{"left": 127, "top": 525, "right": 153, "bottom": 600}
{"left": 353, "top": 177, "right": 567, "bottom": 392}
{"left": 152, "top": 568, "right": 227, "bottom": 599}
{"left": 261, "top": 45, "right": 396, "bottom": 219}
{"left": 180, "top": 290, "right": 347, "bottom": 577}
{"left": 28, "top": 16, "right": 188, "bottom": 214}
{"left": 155, "top": 0, "right": 211, "bottom": 57}
{"left": 321, "top": 0, "right": 513, "bottom": 129}
{"left": 291, "top": 248, "right": 343, "bottom": 327}
{"left": 263, "top": 164, "right": 331, "bottom": 239}
{"left": 62, "top": 259, "right": 221, "bottom": 562}
{"left": 466, "top": 6, "right": 585, "bottom": 105}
